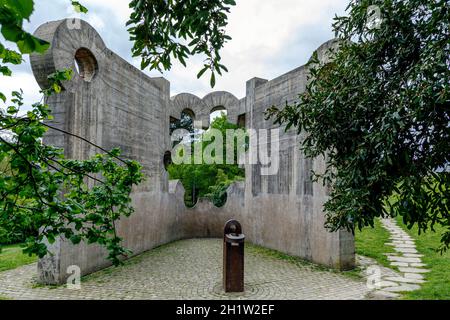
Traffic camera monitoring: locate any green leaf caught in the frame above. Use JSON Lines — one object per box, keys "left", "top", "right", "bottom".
{"left": 53, "top": 83, "right": 61, "bottom": 94}
{"left": 1, "top": 49, "right": 23, "bottom": 65}
{"left": 1, "top": 24, "right": 23, "bottom": 42}
{"left": 223, "top": 0, "right": 236, "bottom": 5}
{"left": 7, "top": 106, "right": 18, "bottom": 114}
{"left": 0, "top": 66, "right": 12, "bottom": 76}
{"left": 72, "top": 1, "right": 88, "bottom": 14}
{"left": 70, "top": 235, "right": 82, "bottom": 245}
{"left": 179, "top": 54, "right": 186, "bottom": 67}
{"left": 6, "top": 0, "right": 34, "bottom": 20}
{"left": 16, "top": 34, "right": 50, "bottom": 54}
{"left": 46, "top": 233, "right": 56, "bottom": 244}
{"left": 188, "top": 38, "right": 200, "bottom": 46}
{"left": 197, "top": 66, "right": 208, "bottom": 79}
{"left": 210, "top": 72, "right": 216, "bottom": 88}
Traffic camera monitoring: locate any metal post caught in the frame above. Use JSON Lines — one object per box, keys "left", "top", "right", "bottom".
{"left": 223, "top": 219, "right": 245, "bottom": 293}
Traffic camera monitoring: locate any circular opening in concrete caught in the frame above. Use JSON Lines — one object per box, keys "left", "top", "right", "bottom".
{"left": 210, "top": 190, "right": 227, "bottom": 208}
{"left": 163, "top": 151, "right": 172, "bottom": 171}
{"left": 74, "top": 48, "right": 98, "bottom": 82}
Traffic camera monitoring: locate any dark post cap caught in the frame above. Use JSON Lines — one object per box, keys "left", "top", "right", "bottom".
{"left": 224, "top": 219, "right": 243, "bottom": 236}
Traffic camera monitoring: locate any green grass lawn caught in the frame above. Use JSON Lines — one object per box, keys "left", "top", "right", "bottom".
{"left": 355, "top": 218, "right": 395, "bottom": 268}
{"left": 355, "top": 217, "right": 450, "bottom": 300}
{"left": 395, "top": 216, "right": 450, "bottom": 300}
{"left": 0, "top": 244, "right": 37, "bottom": 273}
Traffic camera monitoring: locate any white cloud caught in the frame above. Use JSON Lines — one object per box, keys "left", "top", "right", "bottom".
{"left": 85, "top": 0, "right": 132, "bottom": 24}
{"left": 151, "top": 0, "right": 349, "bottom": 97}
{"left": 3, "top": 0, "right": 349, "bottom": 103}
{"left": 1, "top": 72, "right": 41, "bottom": 110}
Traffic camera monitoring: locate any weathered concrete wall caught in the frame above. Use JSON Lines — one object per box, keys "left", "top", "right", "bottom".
{"left": 31, "top": 19, "right": 354, "bottom": 284}
{"left": 242, "top": 48, "right": 354, "bottom": 268}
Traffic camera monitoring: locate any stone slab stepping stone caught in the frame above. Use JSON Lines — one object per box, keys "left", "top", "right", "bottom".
{"left": 409, "top": 263, "right": 426, "bottom": 267}
{"left": 398, "top": 267, "right": 430, "bottom": 274}
{"left": 404, "top": 273, "right": 425, "bottom": 280}
{"left": 384, "top": 277, "right": 425, "bottom": 284}
{"left": 373, "top": 290, "right": 401, "bottom": 299}
{"left": 387, "top": 256, "right": 421, "bottom": 263}
{"left": 383, "top": 284, "right": 421, "bottom": 292}
{"left": 390, "top": 262, "right": 409, "bottom": 267}
{"left": 393, "top": 240, "right": 415, "bottom": 244}
{"left": 394, "top": 247, "right": 418, "bottom": 254}
{"left": 375, "top": 281, "right": 400, "bottom": 288}
{"left": 391, "top": 239, "right": 413, "bottom": 243}
{"left": 386, "top": 243, "right": 415, "bottom": 248}
{"left": 389, "top": 235, "right": 409, "bottom": 238}
{"left": 403, "top": 253, "right": 424, "bottom": 258}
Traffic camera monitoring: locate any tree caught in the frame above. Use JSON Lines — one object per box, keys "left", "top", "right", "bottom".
{"left": 0, "top": 154, "right": 39, "bottom": 244}
{"left": 1, "top": 0, "right": 143, "bottom": 265}
{"left": 267, "top": 0, "right": 449, "bottom": 251}
{"left": 127, "top": 0, "right": 236, "bottom": 87}
{"left": 168, "top": 114, "right": 245, "bottom": 207}
{"left": 170, "top": 110, "right": 195, "bottom": 138}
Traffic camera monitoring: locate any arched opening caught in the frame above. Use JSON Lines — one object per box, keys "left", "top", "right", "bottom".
{"left": 74, "top": 48, "right": 98, "bottom": 82}
{"left": 170, "top": 109, "right": 195, "bottom": 136}
{"left": 167, "top": 107, "right": 246, "bottom": 208}
{"left": 237, "top": 113, "right": 246, "bottom": 128}
{"left": 181, "top": 108, "right": 195, "bottom": 120}
{"left": 210, "top": 106, "right": 227, "bottom": 124}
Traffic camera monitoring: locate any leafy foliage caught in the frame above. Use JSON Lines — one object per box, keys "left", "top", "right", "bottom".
{"left": 0, "top": 157, "right": 39, "bottom": 244}
{"left": 71, "top": 1, "right": 88, "bottom": 14}
{"left": 204, "top": 168, "right": 242, "bottom": 207}
{"left": 127, "top": 0, "right": 236, "bottom": 87}
{"left": 267, "top": 0, "right": 449, "bottom": 250}
{"left": 168, "top": 114, "right": 245, "bottom": 207}
{"left": 1, "top": 75, "right": 144, "bottom": 265}
{"left": 170, "top": 110, "right": 195, "bottom": 137}
{"left": 0, "top": 0, "right": 144, "bottom": 265}
{"left": 0, "top": 0, "right": 49, "bottom": 55}
{"left": 0, "top": 157, "right": 39, "bottom": 245}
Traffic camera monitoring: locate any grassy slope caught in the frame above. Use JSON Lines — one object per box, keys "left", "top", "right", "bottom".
{"left": 395, "top": 216, "right": 450, "bottom": 300}
{"left": 0, "top": 243, "right": 37, "bottom": 273}
{"left": 355, "top": 218, "right": 395, "bottom": 268}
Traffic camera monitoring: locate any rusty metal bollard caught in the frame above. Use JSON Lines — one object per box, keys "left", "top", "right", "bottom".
{"left": 223, "top": 219, "right": 245, "bottom": 293}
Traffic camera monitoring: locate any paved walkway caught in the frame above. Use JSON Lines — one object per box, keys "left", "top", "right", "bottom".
{"left": 0, "top": 239, "right": 373, "bottom": 300}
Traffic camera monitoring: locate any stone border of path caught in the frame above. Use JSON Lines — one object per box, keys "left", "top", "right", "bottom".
{"left": 368, "top": 218, "right": 429, "bottom": 298}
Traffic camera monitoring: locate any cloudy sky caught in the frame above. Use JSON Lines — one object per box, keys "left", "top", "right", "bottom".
{"left": 2, "top": 0, "right": 349, "bottom": 108}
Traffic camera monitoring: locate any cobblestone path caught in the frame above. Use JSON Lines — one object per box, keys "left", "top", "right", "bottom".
{"left": 0, "top": 239, "right": 373, "bottom": 300}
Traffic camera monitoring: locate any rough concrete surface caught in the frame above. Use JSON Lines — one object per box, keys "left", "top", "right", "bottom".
{"left": 30, "top": 19, "right": 354, "bottom": 284}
